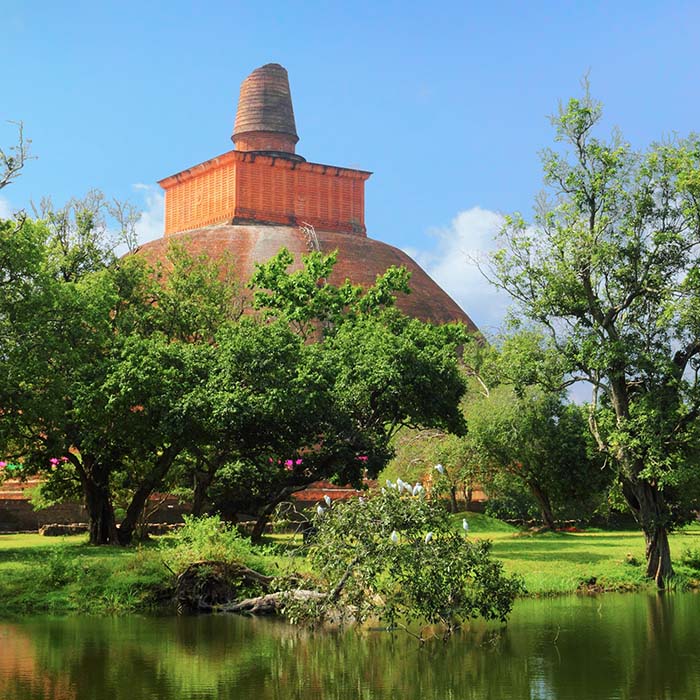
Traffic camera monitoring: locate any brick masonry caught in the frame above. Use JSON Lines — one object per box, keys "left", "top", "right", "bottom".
{"left": 138, "top": 224, "right": 478, "bottom": 330}
{"left": 159, "top": 151, "right": 370, "bottom": 237}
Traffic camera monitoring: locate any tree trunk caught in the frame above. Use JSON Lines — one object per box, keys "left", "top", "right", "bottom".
{"left": 449, "top": 486, "right": 458, "bottom": 513}
{"left": 83, "top": 477, "right": 119, "bottom": 545}
{"left": 462, "top": 485, "right": 473, "bottom": 512}
{"left": 529, "top": 482, "right": 556, "bottom": 530}
{"left": 117, "top": 447, "right": 178, "bottom": 545}
{"left": 192, "top": 468, "right": 212, "bottom": 516}
{"left": 250, "top": 483, "right": 310, "bottom": 543}
{"left": 622, "top": 478, "right": 674, "bottom": 588}
{"left": 251, "top": 512, "right": 271, "bottom": 544}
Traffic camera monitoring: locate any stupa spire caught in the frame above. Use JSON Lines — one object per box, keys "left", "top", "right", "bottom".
{"left": 232, "top": 63, "right": 301, "bottom": 158}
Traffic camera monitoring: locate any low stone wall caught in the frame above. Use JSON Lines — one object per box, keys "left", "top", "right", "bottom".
{"left": 0, "top": 499, "right": 87, "bottom": 532}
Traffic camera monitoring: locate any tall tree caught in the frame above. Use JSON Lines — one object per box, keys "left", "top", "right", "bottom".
{"left": 194, "top": 249, "right": 469, "bottom": 541}
{"left": 490, "top": 88, "right": 700, "bottom": 585}
{"left": 0, "top": 200, "right": 237, "bottom": 544}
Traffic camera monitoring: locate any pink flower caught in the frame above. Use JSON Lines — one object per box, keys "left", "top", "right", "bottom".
{"left": 0, "top": 461, "right": 6, "bottom": 468}
{"left": 295, "top": 458, "right": 303, "bottom": 465}
{"left": 356, "top": 455, "right": 368, "bottom": 462}
{"left": 60, "top": 456, "right": 69, "bottom": 463}
{"left": 49, "top": 458, "right": 60, "bottom": 466}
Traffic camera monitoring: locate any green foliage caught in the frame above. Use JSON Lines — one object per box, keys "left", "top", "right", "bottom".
{"left": 465, "top": 384, "right": 610, "bottom": 526}
{"left": 0, "top": 213, "right": 244, "bottom": 544}
{"left": 159, "top": 515, "right": 265, "bottom": 575}
{"left": 483, "top": 473, "right": 541, "bottom": 522}
{"left": 0, "top": 208, "right": 468, "bottom": 547}
{"left": 250, "top": 247, "right": 411, "bottom": 338}
{"left": 202, "top": 306, "right": 468, "bottom": 534}
{"left": 295, "top": 488, "right": 522, "bottom": 638}
{"left": 490, "top": 84, "right": 700, "bottom": 580}
{"left": 679, "top": 547, "right": 700, "bottom": 571}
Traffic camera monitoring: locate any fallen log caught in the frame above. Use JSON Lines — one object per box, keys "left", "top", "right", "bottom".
{"left": 218, "top": 589, "right": 327, "bottom": 616}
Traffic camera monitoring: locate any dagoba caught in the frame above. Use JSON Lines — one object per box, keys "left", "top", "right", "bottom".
{"left": 137, "top": 63, "right": 477, "bottom": 330}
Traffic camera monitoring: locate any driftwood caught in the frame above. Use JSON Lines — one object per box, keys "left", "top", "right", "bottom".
{"left": 218, "top": 589, "right": 327, "bottom": 615}
{"left": 174, "top": 560, "right": 349, "bottom": 618}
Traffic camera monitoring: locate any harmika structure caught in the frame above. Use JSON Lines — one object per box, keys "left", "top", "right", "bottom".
{"left": 138, "top": 63, "right": 478, "bottom": 331}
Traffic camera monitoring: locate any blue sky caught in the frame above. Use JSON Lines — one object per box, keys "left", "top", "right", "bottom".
{"left": 2, "top": 0, "right": 699, "bottom": 331}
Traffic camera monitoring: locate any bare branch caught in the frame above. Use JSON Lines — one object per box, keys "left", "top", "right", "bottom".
{"left": 0, "top": 121, "right": 34, "bottom": 191}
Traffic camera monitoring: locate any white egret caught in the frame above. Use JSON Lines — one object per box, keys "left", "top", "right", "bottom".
{"left": 390, "top": 530, "right": 399, "bottom": 544}
{"left": 316, "top": 505, "right": 325, "bottom": 516}
{"left": 462, "top": 518, "right": 469, "bottom": 533}
{"left": 434, "top": 464, "right": 445, "bottom": 475}
{"left": 424, "top": 532, "right": 433, "bottom": 544}
{"left": 412, "top": 483, "right": 423, "bottom": 496}
{"left": 323, "top": 494, "right": 332, "bottom": 507}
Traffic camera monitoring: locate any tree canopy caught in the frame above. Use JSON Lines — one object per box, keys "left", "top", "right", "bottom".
{"left": 298, "top": 486, "right": 522, "bottom": 638}
{"left": 489, "top": 87, "right": 700, "bottom": 585}
{"left": 0, "top": 211, "right": 469, "bottom": 544}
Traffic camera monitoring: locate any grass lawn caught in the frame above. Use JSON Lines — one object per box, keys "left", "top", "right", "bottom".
{"left": 451, "top": 512, "right": 700, "bottom": 594}
{"left": 1, "top": 516, "right": 699, "bottom": 617}
{"left": 0, "top": 532, "right": 171, "bottom": 617}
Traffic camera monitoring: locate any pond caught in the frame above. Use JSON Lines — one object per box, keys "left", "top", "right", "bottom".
{"left": 1, "top": 592, "right": 699, "bottom": 699}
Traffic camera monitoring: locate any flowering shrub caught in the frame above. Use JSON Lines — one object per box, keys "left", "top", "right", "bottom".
{"left": 292, "top": 482, "right": 523, "bottom": 639}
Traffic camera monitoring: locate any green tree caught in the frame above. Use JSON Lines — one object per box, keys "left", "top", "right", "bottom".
{"left": 298, "top": 487, "right": 522, "bottom": 638}
{"left": 464, "top": 385, "right": 606, "bottom": 528}
{"left": 490, "top": 88, "right": 700, "bottom": 585}
{"left": 0, "top": 203, "right": 237, "bottom": 544}
{"left": 386, "top": 430, "right": 480, "bottom": 513}
{"left": 199, "top": 310, "right": 469, "bottom": 542}
{"left": 191, "top": 249, "right": 469, "bottom": 541}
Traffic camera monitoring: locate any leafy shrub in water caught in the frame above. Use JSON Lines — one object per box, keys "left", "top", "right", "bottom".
{"left": 291, "top": 486, "right": 523, "bottom": 638}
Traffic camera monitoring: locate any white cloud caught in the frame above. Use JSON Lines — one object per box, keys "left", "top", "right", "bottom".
{"left": 132, "top": 183, "right": 164, "bottom": 246}
{"left": 406, "top": 207, "right": 512, "bottom": 334}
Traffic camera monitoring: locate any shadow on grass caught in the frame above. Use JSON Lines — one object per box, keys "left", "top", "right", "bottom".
{"left": 0, "top": 539, "right": 152, "bottom": 567}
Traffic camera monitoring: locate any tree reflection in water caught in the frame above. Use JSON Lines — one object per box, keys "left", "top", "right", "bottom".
{"left": 1, "top": 593, "right": 699, "bottom": 699}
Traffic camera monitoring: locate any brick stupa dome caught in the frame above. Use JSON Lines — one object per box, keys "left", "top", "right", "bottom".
{"left": 138, "top": 64, "right": 478, "bottom": 331}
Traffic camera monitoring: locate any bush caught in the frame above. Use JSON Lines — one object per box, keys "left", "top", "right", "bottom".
{"left": 159, "top": 514, "right": 264, "bottom": 575}
{"left": 680, "top": 547, "right": 700, "bottom": 570}
{"left": 291, "top": 486, "right": 523, "bottom": 638}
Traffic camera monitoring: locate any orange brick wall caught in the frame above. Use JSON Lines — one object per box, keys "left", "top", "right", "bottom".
{"left": 160, "top": 151, "right": 370, "bottom": 237}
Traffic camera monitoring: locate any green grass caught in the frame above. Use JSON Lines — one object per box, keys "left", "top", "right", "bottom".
{"left": 2, "top": 518, "right": 700, "bottom": 617}
{"left": 0, "top": 533, "right": 173, "bottom": 617}
{"left": 448, "top": 511, "right": 519, "bottom": 534}
{"left": 447, "top": 515, "right": 700, "bottom": 595}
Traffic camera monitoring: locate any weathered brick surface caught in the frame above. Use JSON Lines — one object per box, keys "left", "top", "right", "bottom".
{"left": 137, "top": 224, "right": 478, "bottom": 330}
{"left": 159, "top": 151, "right": 369, "bottom": 237}
{"left": 233, "top": 63, "right": 299, "bottom": 154}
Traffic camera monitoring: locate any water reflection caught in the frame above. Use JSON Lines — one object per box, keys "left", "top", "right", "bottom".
{"left": 1, "top": 593, "right": 699, "bottom": 700}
